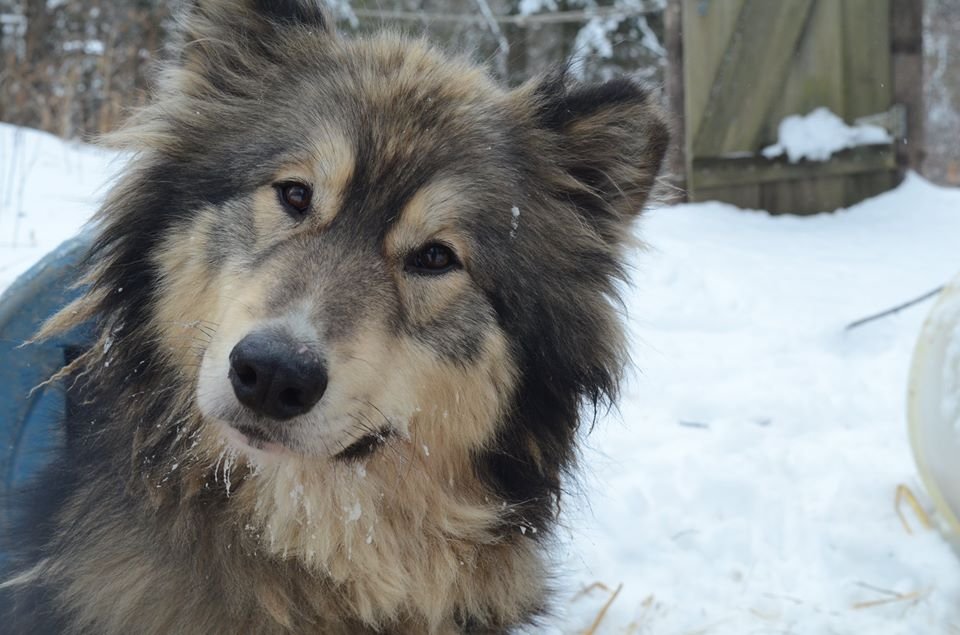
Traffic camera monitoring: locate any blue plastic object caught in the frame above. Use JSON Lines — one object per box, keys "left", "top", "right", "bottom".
{"left": 0, "top": 233, "right": 95, "bottom": 519}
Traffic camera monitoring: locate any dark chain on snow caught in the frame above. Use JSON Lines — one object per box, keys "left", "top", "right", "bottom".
{"left": 845, "top": 286, "right": 945, "bottom": 331}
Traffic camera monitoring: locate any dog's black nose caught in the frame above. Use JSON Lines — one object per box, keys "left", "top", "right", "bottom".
{"left": 228, "top": 331, "right": 328, "bottom": 420}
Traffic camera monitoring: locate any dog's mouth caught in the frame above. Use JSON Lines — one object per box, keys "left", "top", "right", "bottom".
{"left": 212, "top": 416, "right": 395, "bottom": 462}
{"left": 214, "top": 419, "right": 295, "bottom": 457}
{"left": 233, "top": 424, "right": 279, "bottom": 450}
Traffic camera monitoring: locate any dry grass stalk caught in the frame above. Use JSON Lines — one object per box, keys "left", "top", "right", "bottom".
{"left": 852, "top": 588, "right": 931, "bottom": 610}
{"left": 895, "top": 484, "right": 933, "bottom": 534}
{"left": 581, "top": 582, "right": 623, "bottom": 635}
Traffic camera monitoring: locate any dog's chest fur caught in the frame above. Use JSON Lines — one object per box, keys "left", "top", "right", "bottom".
{"left": 37, "top": 430, "right": 547, "bottom": 634}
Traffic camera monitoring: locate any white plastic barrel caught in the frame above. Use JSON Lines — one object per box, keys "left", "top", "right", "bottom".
{"left": 908, "top": 273, "right": 960, "bottom": 540}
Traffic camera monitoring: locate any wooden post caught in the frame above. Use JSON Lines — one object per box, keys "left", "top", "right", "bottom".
{"left": 891, "top": 0, "right": 924, "bottom": 177}
{"left": 664, "top": 0, "right": 686, "bottom": 200}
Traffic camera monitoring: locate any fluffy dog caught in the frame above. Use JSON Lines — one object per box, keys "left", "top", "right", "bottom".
{"left": 0, "top": 1, "right": 667, "bottom": 632}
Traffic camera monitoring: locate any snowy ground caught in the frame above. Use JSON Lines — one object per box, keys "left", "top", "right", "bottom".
{"left": 0, "top": 124, "right": 118, "bottom": 289}
{"left": 3, "top": 123, "right": 960, "bottom": 633}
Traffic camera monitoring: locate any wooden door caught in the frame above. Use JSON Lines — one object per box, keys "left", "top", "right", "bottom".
{"left": 680, "top": 0, "right": 898, "bottom": 214}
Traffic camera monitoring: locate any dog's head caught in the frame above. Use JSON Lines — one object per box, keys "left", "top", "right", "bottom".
{"left": 54, "top": 0, "right": 667, "bottom": 528}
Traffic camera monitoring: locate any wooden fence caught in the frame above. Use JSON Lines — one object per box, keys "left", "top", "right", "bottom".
{"left": 667, "top": 0, "right": 923, "bottom": 214}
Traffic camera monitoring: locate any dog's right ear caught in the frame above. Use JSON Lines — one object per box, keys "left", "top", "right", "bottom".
{"left": 156, "top": 0, "right": 336, "bottom": 106}
{"left": 176, "top": 0, "right": 335, "bottom": 70}
{"left": 108, "top": 0, "right": 336, "bottom": 152}
{"left": 183, "top": 0, "right": 333, "bottom": 34}
{"left": 247, "top": 0, "right": 333, "bottom": 29}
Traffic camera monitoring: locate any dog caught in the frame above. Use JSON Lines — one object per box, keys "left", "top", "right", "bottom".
{"left": 0, "top": 1, "right": 667, "bottom": 632}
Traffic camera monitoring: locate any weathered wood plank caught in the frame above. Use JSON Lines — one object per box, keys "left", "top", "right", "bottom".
{"left": 765, "top": 0, "right": 846, "bottom": 145}
{"left": 689, "top": 145, "right": 896, "bottom": 190}
{"left": 698, "top": 171, "right": 895, "bottom": 215}
{"left": 690, "top": 183, "right": 761, "bottom": 210}
{"left": 891, "top": 0, "right": 923, "bottom": 53}
{"left": 665, "top": 0, "right": 687, "bottom": 197}
{"left": 842, "top": 0, "right": 891, "bottom": 119}
{"left": 891, "top": 0, "right": 924, "bottom": 175}
{"left": 845, "top": 171, "right": 896, "bottom": 208}
{"left": 760, "top": 175, "right": 848, "bottom": 215}
{"left": 681, "top": 0, "right": 746, "bottom": 156}
{"left": 691, "top": 0, "right": 816, "bottom": 157}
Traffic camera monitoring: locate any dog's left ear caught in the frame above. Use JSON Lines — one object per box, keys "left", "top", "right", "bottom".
{"left": 522, "top": 71, "right": 670, "bottom": 243}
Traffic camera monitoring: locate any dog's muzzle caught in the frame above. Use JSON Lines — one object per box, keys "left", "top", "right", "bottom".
{"left": 228, "top": 329, "right": 328, "bottom": 420}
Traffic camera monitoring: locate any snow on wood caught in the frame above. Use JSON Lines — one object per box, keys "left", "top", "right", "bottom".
{"left": 762, "top": 107, "right": 893, "bottom": 164}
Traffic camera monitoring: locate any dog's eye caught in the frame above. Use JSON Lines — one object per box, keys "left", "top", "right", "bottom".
{"left": 276, "top": 182, "right": 312, "bottom": 216}
{"left": 405, "top": 243, "right": 460, "bottom": 275}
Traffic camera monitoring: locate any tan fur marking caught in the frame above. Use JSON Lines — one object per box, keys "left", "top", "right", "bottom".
{"left": 356, "top": 37, "right": 499, "bottom": 111}
{"left": 255, "top": 130, "right": 356, "bottom": 237}
{"left": 384, "top": 179, "right": 479, "bottom": 329}
{"left": 152, "top": 207, "right": 223, "bottom": 367}
{"left": 256, "top": 584, "right": 295, "bottom": 630}
{"left": 386, "top": 179, "right": 472, "bottom": 261}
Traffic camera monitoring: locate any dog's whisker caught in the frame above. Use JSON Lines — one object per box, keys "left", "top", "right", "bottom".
{"left": 342, "top": 353, "right": 376, "bottom": 372}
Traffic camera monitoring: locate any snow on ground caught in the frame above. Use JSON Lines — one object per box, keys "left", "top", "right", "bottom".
{"left": 762, "top": 107, "right": 893, "bottom": 163}
{"left": 554, "top": 174, "right": 960, "bottom": 634}
{"left": 0, "top": 123, "right": 119, "bottom": 290}
{"left": 3, "top": 125, "right": 960, "bottom": 633}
